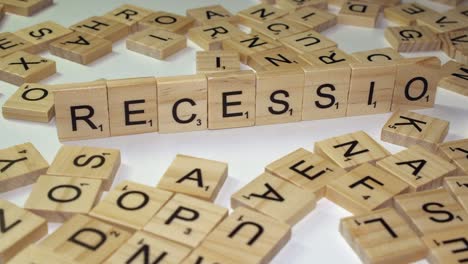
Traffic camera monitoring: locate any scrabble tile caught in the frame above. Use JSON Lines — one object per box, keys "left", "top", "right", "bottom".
{"left": 266, "top": 148, "right": 347, "bottom": 199}
{"left": 2, "top": 83, "right": 55, "bottom": 123}
{"left": 255, "top": 69, "right": 304, "bottom": 126}
{"left": 340, "top": 208, "right": 427, "bottom": 264}
{"left": 107, "top": 77, "right": 158, "bottom": 136}
{"left": 392, "top": 56, "right": 441, "bottom": 111}
{"left": 279, "top": 30, "right": 337, "bottom": 54}
{"left": 138, "top": 11, "right": 194, "bottom": 34}
{"left": 0, "top": 142, "right": 48, "bottom": 193}
{"left": 53, "top": 80, "right": 111, "bottom": 141}
{"left": 0, "top": 0, "right": 52, "bottom": 16}
{"left": 417, "top": 13, "right": 468, "bottom": 34}
{"left": 327, "top": 163, "right": 408, "bottom": 214}
{"left": 358, "top": 0, "right": 400, "bottom": 7}
{"left": 47, "top": 145, "right": 120, "bottom": 190}
{"left": 105, "top": 231, "right": 191, "bottom": 264}
{"left": 232, "top": 172, "right": 316, "bottom": 225}
{"left": 381, "top": 111, "right": 449, "bottom": 151}
{"left": 0, "top": 199, "right": 48, "bottom": 263}
{"left": 186, "top": 5, "right": 235, "bottom": 25}
{"left": 250, "top": 18, "right": 309, "bottom": 40}
{"left": 439, "top": 138, "right": 468, "bottom": 175}
{"left": 351, "top": 47, "right": 403, "bottom": 63}
{"left": 276, "top": 0, "right": 328, "bottom": 12}
{"left": 284, "top": 6, "right": 337, "bottom": 32}
{"left": 346, "top": 62, "right": 396, "bottom": 116}
{"left": 394, "top": 189, "right": 468, "bottom": 235}
{"left": 0, "top": 51, "right": 56, "bottom": 86}
{"left": 384, "top": 26, "right": 441, "bottom": 52}
{"left": 40, "top": 214, "right": 130, "bottom": 263}
{"left": 247, "top": 46, "right": 306, "bottom": 72}
{"left": 143, "top": 194, "right": 228, "bottom": 248}
{"left": 237, "top": 3, "right": 288, "bottom": 27}
{"left": 24, "top": 175, "right": 102, "bottom": 222}
{"left": 338, "top": 1, "right": 381, "bottom": 28}
{"left": 126, "top": 28, "right": 186, "bottom": 60}
{"left": 8, "top": 245, "right": 76, "bottom": 264}
{"left": 439, "top": 60, "right": 468, "bottom": 96}
{"left": 157, "top": 74, "right": 207, "bottom": 133}
{"left": 196, "top": 50, "right": 240, "bottom": 74}
{"left": 444, "top": 176, "right": 468, "bottom": 212}
{"left": 422, "top": 227, "right": 468, "bottom": 264}
{"left": 384, "top": 3, "right": 437, "bottom": 26}
{"left": 222, "top": 32, "right": 282, "bottom": 64}
{"left": 440, "top": 30, "right": 468, "bottom": 62}
{"left": 14, "top": 21, "right": 73, "bottom": 53}
{"left": 206, "top": 70, "right": 256, "bottom": 129}
{"left": 301, "top": 49, "right": 354, "bottom": 120}
{"left": 70, "top": 16, "right": 130, "bottom": 43}
{"left": 89, "top": 181, "right": 173, "bottom": 230}
{"left": 157, "top": 154, "right": 227, "bottom": 201}
{"left": 182, "top": 206, "right": 291, "bottom": 264}
{"left": 0, "top": 32, "right": 34, "bottom": 58}
{"left": 49, "top": 32, "right": 113, "bottom": 65}
{"left": 445, "top": 5, "right": 468, "bottom": 22}
{"left": 377, "top": 145, "right": 457, "bottom": 192}
{"left": 188, "top": 21, "right": 243, "bottom": 50}
{"left": 314, "top": 131, "right": 390, "bottom": 171}
{"left": 103, "top": 4, "right": 154, "bottom": 33}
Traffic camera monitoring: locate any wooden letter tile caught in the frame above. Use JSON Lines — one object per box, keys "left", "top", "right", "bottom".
{"left": 248, "top": 46, "right": 306, "bottom": 72}
{"left": 70, "top": 16, "right": 130, "bottom": 43}
{"left": 340, "top": 208, "right": 427, "bottom": 264}
{"left": 384, "top": 26, "right": 441, "bottom": 52}
{"left": 383, "top": 3, "right": 437, "bottom": 26}
{"left": 8, "top": 245, "right": 76, "bottom": 264}
{"left": 440, "top": 30, "right": 468, "bottom": 64}
{"left": 14, "top": 21, "right": 73, "bottom": 53}
{"left": 107, "top": 77, "right": 158, "bottom": 136}
{"left": 422, "top": 227, "right": 468, "bottom": 264}
{"left": 143, "top": 193, "right": 228, "bottom": 248}
{"left": 338, "top": 1, "right": 381, "bottom": 28}
{"left": 377, "top": 145, "right": 457, "bottom": 192}
{"left": 276, "top": 0, "right": 328, "bottom": 12}
{"left": 351, "top": 47, "right": 403, "bottom": 63}
{"left": 439, "top": 60, "right": 468, "bottom": 96}
{"left": 445, "top": 5, "right": 468, "bottom": 22}
{"left": 0, "top": 0, "right": 52, "bottom": 16}
{"left": 157, "top": 154, "right": 227, "bottom": 201}
{"left": 327, "top": 163, "right": 408, "bottom": 214}
{"left": 103, "top": 4, "right": 154, "bottom": 33}
{"left": 279, "top": 30, "right": 337, "bottom": 54}
{"left": 157, "top": 74, "right": 207, "bottom": 133}
{"left": 126, "top": 28, "right": 186, "bottom": 60}
{"left": 53, "top": 80, "right": 110, "bottom": 141}
{"left": 25, "top": 175, "right": 102, "bottom": 222}
{"left": 0, "top": 32, "right": 34, "bottom": 58}
{"left": 346, "top": 62, "right": 396, "bottom": 116}
{"left": 392, "top": 57, "right": 441, "bottom": 111}
{"left": 249, "top": 18, "right": 309, "bottom": 40}
{"left": 231, "top": 172, "right": 316, "bottom": 225}
{"left": 0, "top": 142, "right": 48, "bottom": 193}
{"left": 182, "top": 206, "right": 291, "bottom": 264}
{"left": 40, "top": 214, "right": 130, "bottom": 263}
{"left": 381, "top": 111, "right": 449, "bottom": 151}
{"left": 47, "top": 145, "right": 120, "bottom": 190}
{"left": 314, "top": 130, "right": 390, "bottom": 170}
{"left": 284, "top": 6, "right": 337, "bottom": 32}
{"left": 49, "top": 32, "right": 112, "bottom": 65}
{"left": 2, "top": 83, "right": 56, "bottom": 123}
{"left": 196, "top": 50, "right": 240, "bottom": 74}
{"left": 89, "top": 180, "right": 173, "bottom": 230}
{"left": 207, "top": 70, "right": 256, "bottom": 129}
{"left": 188, "top": 21, "right": 243, "bottom": 50}
{"left": 237, "top": 3, "right": 288, "bottom": 27}
{"left": 394, "top": 189, "right": 468, "bottom": 235}
{"left": 105, "top": 231, "right": 191, "bottom": 264}
{"left": 0, "top": 199, "right": 48, "bottom": 263}
{"left": 138, "top": 11, "right": 194, "bottom": 34}
{"left": 439, "top": 138, "right": 468, "bottom": 175}
{"left": 0, "top": 51, "right": 56, "bottom": 86}
{"left": 266, "top": 148, "right": 346, "bottom": 199}
{"left": 444, "top": 177, "right": 468, "bottom": 212}
{"left": 187, "top": 5, "right": 235, "bottom": 25}
{"left": 417, "top": 13, "right": 468, "bottom": 34}
{"left": 222, "top": 33, "right": 282, "bottom": 64}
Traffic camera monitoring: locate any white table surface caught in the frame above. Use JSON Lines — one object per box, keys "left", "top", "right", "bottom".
{"left": 0, "top": 0, "right": 467, "bottom": 263}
